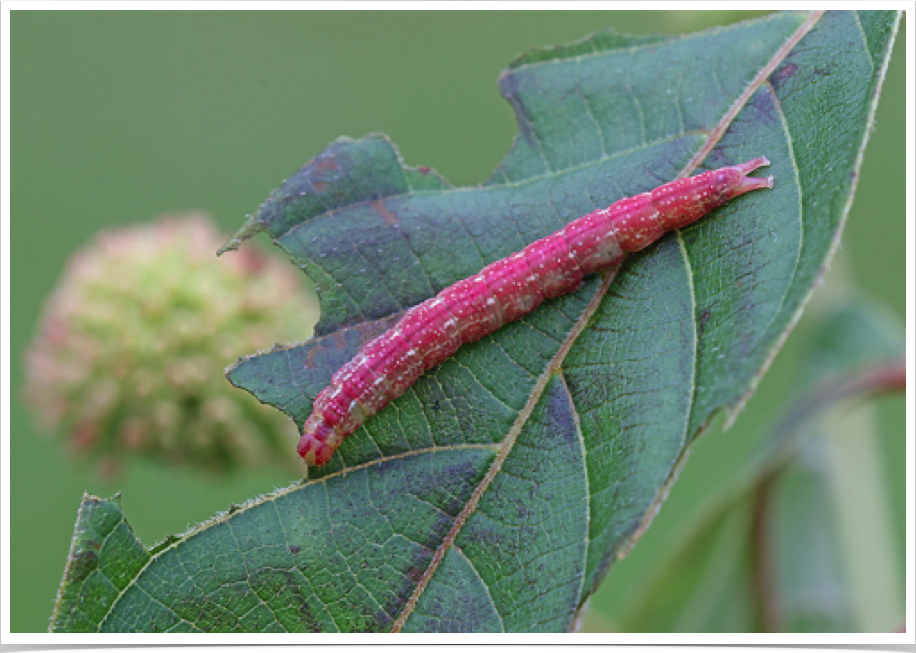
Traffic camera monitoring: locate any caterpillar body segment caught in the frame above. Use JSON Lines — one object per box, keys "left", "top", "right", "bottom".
{"left": 299, "top": 157, "right": 774, "bottom": 466}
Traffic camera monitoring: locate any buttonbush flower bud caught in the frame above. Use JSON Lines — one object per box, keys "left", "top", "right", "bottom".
{"left": 24, "top": 213, "right": 316, "bottom": 475}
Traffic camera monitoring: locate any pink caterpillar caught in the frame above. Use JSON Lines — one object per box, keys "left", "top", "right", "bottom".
{"left": 299, "top": 157, "right": 774, "bottom": 466}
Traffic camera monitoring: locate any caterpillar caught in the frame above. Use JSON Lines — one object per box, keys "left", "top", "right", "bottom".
{"left": 299, "top": 157, "right": 774, "bottom": 466}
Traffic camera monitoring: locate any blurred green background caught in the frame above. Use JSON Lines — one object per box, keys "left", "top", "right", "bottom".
{"left": 11, "top": 11, "right": 904, "bottom": 632}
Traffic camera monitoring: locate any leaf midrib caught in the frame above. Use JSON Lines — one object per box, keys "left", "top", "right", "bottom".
{"left": 389, "top": 9, "right": 825, "bottom": 632}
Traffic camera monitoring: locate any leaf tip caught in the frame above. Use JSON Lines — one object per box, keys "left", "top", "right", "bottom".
{"left": 217, "top": 210, "right": 268, "bottom": 257}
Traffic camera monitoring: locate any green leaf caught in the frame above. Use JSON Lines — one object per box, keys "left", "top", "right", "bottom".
{"left": 616, "top": 298, "right": 904, "bottom": 632}
{"left": 50, "top": 495, "right": 150, "bottom": 632}
{"left": 51, "top": 11, "right": 900, "bottom": 633}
